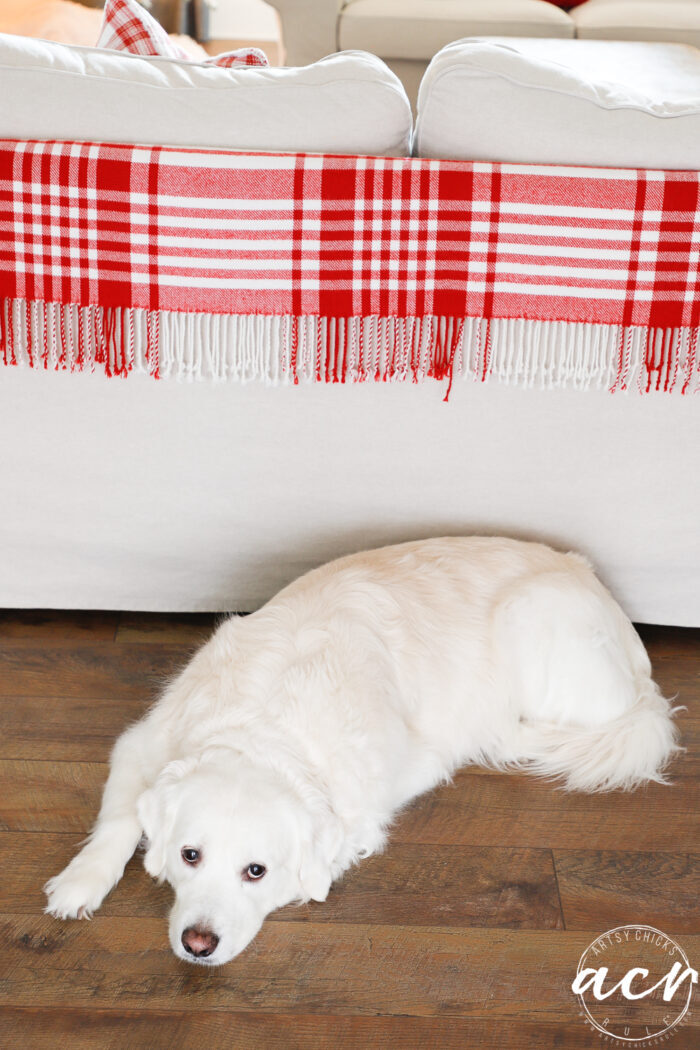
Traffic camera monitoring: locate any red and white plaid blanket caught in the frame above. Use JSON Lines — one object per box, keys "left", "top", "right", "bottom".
{"left": 1, "top": 140, "right": 699, "bottom": 393}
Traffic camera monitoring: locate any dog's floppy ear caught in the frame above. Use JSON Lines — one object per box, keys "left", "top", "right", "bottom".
{"left": 137, "top": 785, "right": 171, "bottom": 880}
{"left": 298, "top": 807, "right": 343, "bottom": 903}
{"left": 137, "top": 757, "right": 199, "bottom": 881}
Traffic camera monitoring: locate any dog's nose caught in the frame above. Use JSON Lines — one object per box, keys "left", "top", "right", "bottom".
{"left": 181, "top": 926, "right": 220, "bottom": 958}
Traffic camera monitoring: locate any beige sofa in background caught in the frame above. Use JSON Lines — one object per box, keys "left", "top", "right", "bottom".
{"left": 267, "top": 0, "right": 574, "bottom": 102}
{"left": 573, "top": 0, "right": 700, "bottom": 45}
{"left": 266, "top": 0, "right": 700, "bottom": 103}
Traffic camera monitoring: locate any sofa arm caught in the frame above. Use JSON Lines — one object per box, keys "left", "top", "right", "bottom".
{"left": 266, "top": 0, "right": 345, "bottom": 66}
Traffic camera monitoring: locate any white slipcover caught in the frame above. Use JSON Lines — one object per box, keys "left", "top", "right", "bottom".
{"left": 1, "top": 369, "right": 698, "bottom": 626}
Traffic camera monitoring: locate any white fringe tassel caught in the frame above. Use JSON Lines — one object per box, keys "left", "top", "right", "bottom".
{"left": 1, "top": 299, "right": 698, "bottom": 394}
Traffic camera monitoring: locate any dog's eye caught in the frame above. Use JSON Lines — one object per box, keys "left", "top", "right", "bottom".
{"left": 181, "top": 847, "right": 201, "bottom": 866}
{"left": 243, "top": 863, "right": 266, "bottom": 881}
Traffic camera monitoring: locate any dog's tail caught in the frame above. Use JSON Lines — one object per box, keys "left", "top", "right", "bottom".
{"left": 515, "top": 683, "right": 682, "bottom": 793}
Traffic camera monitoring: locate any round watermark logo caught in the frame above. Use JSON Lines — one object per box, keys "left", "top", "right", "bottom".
{"left": 572, "top": 925, "right": 697, "bottom": 1046}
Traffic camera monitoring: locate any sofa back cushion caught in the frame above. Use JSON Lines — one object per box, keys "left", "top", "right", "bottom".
{"left": 414, "top": 37, "right": 700, "bottom": 169}
{"left": 0, "top": 33, "right": 412, "bottom": 156}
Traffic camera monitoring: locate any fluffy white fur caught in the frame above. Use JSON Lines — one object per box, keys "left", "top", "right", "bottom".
{"left": 45, "top": 537, "right": 680, "bottom": 965}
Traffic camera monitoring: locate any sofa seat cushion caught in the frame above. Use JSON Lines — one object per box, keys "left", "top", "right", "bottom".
{"left": 415, "top": 37, "right": 700, "bottom": 168}
{"left": 572, "top": 0, "right": 700, "bottom": 48}
{"left": 339, "top": 0, "right": 574, "bottom": 61}
{"left": 0, "top": 33, "right": 412, "bottom": 156}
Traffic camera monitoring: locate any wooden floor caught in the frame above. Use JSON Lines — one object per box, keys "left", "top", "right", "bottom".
{"left": 0, "top": 612, "right": 697, "bottom": 1049}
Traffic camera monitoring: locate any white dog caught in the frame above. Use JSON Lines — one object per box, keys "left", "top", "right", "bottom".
{"left": 45, "top": 537, "right": 679, "bottom": 965}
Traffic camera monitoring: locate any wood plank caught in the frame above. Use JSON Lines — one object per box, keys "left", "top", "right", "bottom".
{"left": 675, "top": 719, "right": 700, "bottom": 776}
{"left": 0, "top": 644, "right": 186, "bottom": 700}
{"left": 6, "top": 914, "right": 696, "bottom": 1019}
{"left": 554, "top": 851, "right": 700, "bottom": 934}
{"left": 283, "top": 844, "right": 562, "bottom": 930}
{"left": 0, "top": 696, "right": 146, "bottom": 762}
{"left": 3, "top": 833, "right": 562, "bottom": 930}
{"left": 116, "top": 612, "right": 219, "bottom": 646}
{"left": 392, "top": 771, "right": 700, "bottom": 852}
{"left": 1, "top": 833, "right": 171, "bottom": 919}
{"left": 0, "top": 610, "right": 119, "bottom": 644}
{"left": 0, "top": 1009, "right": 624, "bottom": 1050}
{"left": 0, "top": 761, "right": 104, "bottom": 833}
{"left": 3, "top": 759, "right": 697, "bottom": 850}
{"left": 638, "top": 624, "right": 700, "bottom": 699}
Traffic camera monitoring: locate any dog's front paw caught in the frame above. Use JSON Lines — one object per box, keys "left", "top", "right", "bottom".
{"left": 44, "top": 856, "right": 112, "bottom": 920}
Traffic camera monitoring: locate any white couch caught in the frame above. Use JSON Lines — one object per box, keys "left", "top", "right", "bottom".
{"left": 1, "top": 32, "right": 699, "bottom": 625}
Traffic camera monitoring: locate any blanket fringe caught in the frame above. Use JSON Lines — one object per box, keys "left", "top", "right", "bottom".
{"left": 1, "top": 299, "right": 698, "bottom": 394}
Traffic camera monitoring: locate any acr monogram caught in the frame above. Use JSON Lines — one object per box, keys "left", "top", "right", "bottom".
{"left": 572, "top": 925, "right": 697, "bottom": 1045}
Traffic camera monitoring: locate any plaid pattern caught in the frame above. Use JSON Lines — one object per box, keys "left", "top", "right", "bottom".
{"left": 208, "top": 49, "right": 269, "bottom": 69}
{"left": 97, "top": 0, "right": 191, "bottom": 60}
{"left": 1, "top": 140, "right": 699, "bottom": 390}
{"left": 3, "top": 141, "right": 698, "bottom": 325}
{"left": 97, "top": 0, "right": 268, "bottom": 68}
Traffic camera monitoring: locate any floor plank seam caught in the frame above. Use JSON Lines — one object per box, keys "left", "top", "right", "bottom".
{"left": 549, "top": 849, "right": 567, "bottom": 931}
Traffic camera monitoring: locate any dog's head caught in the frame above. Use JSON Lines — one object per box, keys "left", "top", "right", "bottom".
{"left": 137, "top": 749, "right": 342, "bottom": 965}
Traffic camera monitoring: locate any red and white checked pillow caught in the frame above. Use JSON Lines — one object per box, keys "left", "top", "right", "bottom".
{"left": 97, "top": 0, "right": 268, "bottom": 68}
